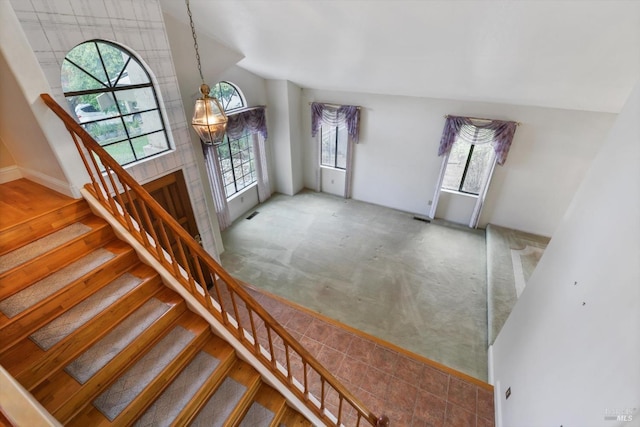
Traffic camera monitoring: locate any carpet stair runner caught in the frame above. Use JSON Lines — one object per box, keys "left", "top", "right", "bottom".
{"left": 0, "top": 198, "right": 313, "bottom": 426}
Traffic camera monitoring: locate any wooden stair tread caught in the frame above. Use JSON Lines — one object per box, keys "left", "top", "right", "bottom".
{"left": 30, "top": 290, "right": 186, "bottom": 414}
{"left": 0, "top": 217, "right": 115, "bottom": 298}
{"left": 0, "top": 180, "right": 316, "bottom": 427}
{"left": 224, "top": 361, "right": 263, "bottom": 427}
{"left": 0, "top": 277, "right": 164, "bottom": 383}
{"left": 170, "top": 336, "right": 238, "bottom": 426}
{"left": 252, "top": 383, "right": 288, "bottom": 427}
{"left": 0, "top": 245, "right": 143, "bottom": 348}
{"left": 0, "top": 180, "right": 74, "bottom": 227}
{"left": 278, "top": 406, "right": 314, "bottom": 426}
{"left": 63, "top": 311, "right": 212, "bottom": 426}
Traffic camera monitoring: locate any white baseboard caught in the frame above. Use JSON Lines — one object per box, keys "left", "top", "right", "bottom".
{"left": 0, "top": 166, "right": 22, "bottom": 183}
{"left": 19, "top": 167, "right": 77, "bottom": 198}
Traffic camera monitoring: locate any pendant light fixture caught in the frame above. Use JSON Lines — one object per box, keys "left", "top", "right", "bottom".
{"left": 186, "top": 0, "right": 227, "bottom": 145}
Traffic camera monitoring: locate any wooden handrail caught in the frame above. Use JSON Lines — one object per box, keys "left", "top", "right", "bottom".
{"left": 41, "top": 94, "right": 388, "bottom": 427}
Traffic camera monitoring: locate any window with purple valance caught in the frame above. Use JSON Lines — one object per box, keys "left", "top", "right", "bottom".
{"left": 438, "top": 115, "right": 518, "bottom": 165}
{"left": 225, "top": 106, "right": 268, "bottom": 141}
{"left": 311, "top": 102, "right": 361, "bottom": 143}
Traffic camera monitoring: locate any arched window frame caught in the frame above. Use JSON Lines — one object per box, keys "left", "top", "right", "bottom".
{"left": 61, "top": 39, "right": 171, "bottom": 166}
{"left": 210, "top": 81, "right": 246, "bottom": 113}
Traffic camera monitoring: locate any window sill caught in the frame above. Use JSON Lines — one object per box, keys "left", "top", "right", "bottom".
{"left": 227, "top": 182, "right": 257, "bottom": 202}
{"left": 440, "top": 188, "right": 479, "bottom": 198}
{"left": 320, "top": 165, "right": 346, "bottom": 172}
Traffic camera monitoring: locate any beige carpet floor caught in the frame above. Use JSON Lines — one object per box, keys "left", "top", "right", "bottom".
{"left": 221, "top": 191, "right": 489, "bottom": 381}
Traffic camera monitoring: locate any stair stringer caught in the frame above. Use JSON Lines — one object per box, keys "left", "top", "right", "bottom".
{"left": 80, "top": 188, "right": 330, "bottom": 427}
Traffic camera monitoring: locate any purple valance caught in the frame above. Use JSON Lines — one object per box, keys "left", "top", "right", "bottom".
{"left": 311, "top": 102, "right": 361, "bottom": 143}
{"left": 226, "top": 106, "right": 268, "bottom": 141}
{"left": 438, "top": 116, "right": 518, "bottom": 165}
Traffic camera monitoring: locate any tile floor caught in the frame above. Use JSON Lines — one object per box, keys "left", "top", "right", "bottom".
{"left": 244, "top": 286, "right": 495, "bottom": 427}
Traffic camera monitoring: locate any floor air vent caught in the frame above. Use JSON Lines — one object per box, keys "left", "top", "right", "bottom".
{"left": 413, "top": 215, "right": 431, "bottom": 223}
{"left": 246, "top": 211, "right": 259, "bottom": 220}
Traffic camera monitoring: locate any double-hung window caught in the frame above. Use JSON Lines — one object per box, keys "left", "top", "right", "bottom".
{"left": 441, "top": 125, "right": 496, "bottom": 195}
{"left": 320, "top": 123, "right": 348, "bottom": 169}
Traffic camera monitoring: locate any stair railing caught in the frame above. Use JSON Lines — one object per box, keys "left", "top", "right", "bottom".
{"left": 41, "top": 94, "right": 389, "bottom": 427}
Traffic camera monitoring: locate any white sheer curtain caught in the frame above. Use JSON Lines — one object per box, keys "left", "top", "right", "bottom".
{"left": 344, "top": 136, "right": 355, "bottom": 198}
{"left": 203, "top": 145, "right": 231, "bottom": 230}
{"left": 252, "top": 133, "right": 271, "bottom": 202}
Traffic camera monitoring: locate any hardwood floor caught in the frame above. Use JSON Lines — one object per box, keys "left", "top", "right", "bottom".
{"left": 0, "top": 179, "right": 75, "bottom": 230}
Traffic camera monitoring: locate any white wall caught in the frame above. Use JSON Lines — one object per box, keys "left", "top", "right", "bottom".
{"left": 0, "top": 2, "right": 82, "bottom": 196}
{"left": 320, "top": 167, "right": 346, "bottom": 197}
{"left": 301, "top": 88, "right": 616, "bottom": 236}
{"left": 227, "top": 186, "right": 259, "bottom": 223}
{"left": 435, "top": 190, "right": 477, "bottom": 225}
{"left": 491, "top": 81, "right": 640, "bottom": 426}
{"left": 266, "top": 79, "right": 304, "bottom": 196}
{"left": 287, "top": 81, "right": 304, "bottom": 195}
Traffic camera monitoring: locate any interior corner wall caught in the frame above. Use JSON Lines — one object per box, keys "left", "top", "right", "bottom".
{"left": 491, "top": 81, "right": 640, "bottom": 426}
{"left": 8, "top": 0, "right": 219, "bottom": 258}
{"left": 0, "top": 2, "right": 79, "bottom": 196}
{"left": 287, "top": 81, "right": 304, "bottom": 194}
{"left": 266, "top": 79, "right": 303, "bottom": 196}
{"left": 0, "top": 136, "right": 16, "bottom": 169}
{"left": 301, "top": 88, "right": 616, "bottom": 236}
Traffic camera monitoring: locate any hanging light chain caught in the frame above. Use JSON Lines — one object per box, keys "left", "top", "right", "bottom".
{"left": 186, "top": 0, "right": 204, "bottom": 84}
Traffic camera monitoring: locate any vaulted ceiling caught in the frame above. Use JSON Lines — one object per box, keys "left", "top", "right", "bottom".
{"left": 160, "top": 0, "right": 640, "bottom": 113}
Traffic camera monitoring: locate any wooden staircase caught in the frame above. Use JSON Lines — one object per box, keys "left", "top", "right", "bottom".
{"left": 0, "top": 191, "right": 312, "bottom": 426}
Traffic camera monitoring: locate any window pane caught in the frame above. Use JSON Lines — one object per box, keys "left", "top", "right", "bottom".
{"left": 224, "top": 184, "right": 234, "bottom": 198}
{"left": 461, "top": 143, "right": 495, "bottom": 194}
{"left": 442, "top": 138, "right": 471, "bottom": 191}
{"left": 124, "top": 110, "right": 162, "bottom": 137}
{"left": 131, "top": 132, "right": 167, "bottom": 160}
{"left": 85, "top": 117, "right": 127, "bottom": 145}
{"left": 118, "top": 59, "right": 150, "bottom": 86}
{"left": 321, "top": 126, "right": 337, "bottom": 167}
{"left": 212, "top": 81, "right": 244, "bottom": 112}
{"left": 114, "top": 87, "right": 157, "bottom": 112}
{"left": 103, "top": 140, "right": 135, "bottom": 165}
{"left": 65, "top": 42, "right": 108, "bottom": 87}
{"left": 67, "top": 93, "right": 119, "bottom": 123}
{"left": 62, "top": 61, "right": 105, "bottom": 92}
{"left": 96, "top": 42, "right": 127, "bottom": 86}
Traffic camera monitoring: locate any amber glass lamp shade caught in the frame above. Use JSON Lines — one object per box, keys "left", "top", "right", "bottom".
{"left": 191, "top": 84, "right": 228, "bottom": 145}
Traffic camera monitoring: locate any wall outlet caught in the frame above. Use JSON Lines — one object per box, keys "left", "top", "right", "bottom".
{"left": 428, "top": 200, "right": 432, "bottom": 206}
{"left": 240, "top": 196, "right": 244, "bottom": 203}
{"left": 506, "top": 387, "right": 511, "bottom": 399}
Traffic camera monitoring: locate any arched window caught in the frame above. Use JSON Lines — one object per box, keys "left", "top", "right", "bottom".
{"left": 210, "top": 81, "right": 245, "bottom": 113}
{"left": 61, "top": 40, "right": 170, "bottom": 166}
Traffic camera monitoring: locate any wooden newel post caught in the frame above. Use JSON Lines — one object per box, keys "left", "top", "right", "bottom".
{"left": 376, "top": 415, "right": 390, "bottom": 427}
